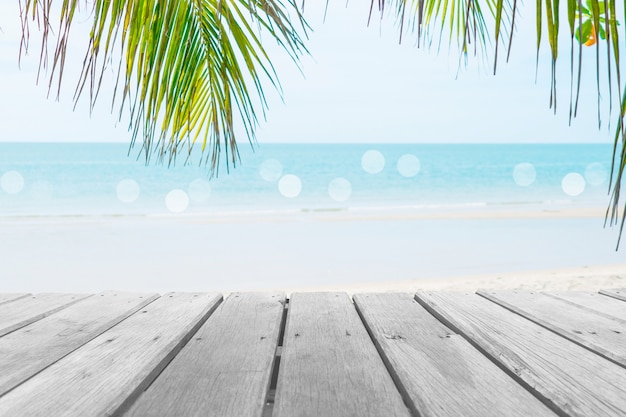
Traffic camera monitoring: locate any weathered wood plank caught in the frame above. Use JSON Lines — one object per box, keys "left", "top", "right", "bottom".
{"left": 0, "top": 292, "right": 222, "bottom": 417}
{"left": 478, "top": 290, "right": 626, "bottom": 367}
{"left": 274, "top": 292, "right": 410, "bottom": 417}
{"left": 600, "top": 288, "right": 626, "bottom": 302}
{"left": 0, "top": 294, "right": 30, "bottom": 306}
{"left": 416, "top": 291, "right": 626, "bottom": 417}
{"left": 125, "top": 292, "right": 284, "bottom": 417}
{"left": 0, "top": 293, "right": 90, "bottom": 337}
{"left": 353, "top": 293, "right": 556, "bottom": 417}
{"left": 0, "top": 291, "right": 159, "bottom": 396}
{"left": 544, "top": 291, "right": 626, "bottom": 322}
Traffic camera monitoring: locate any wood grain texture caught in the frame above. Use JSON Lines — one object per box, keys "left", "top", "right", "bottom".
{"left": 416, "top": 291, "right": 626, "bottom": 417}
{"left": 544, "top": 291, "right": 626, "bottom": 322}
{"left": 353, "top": 293, "right": 556, "bottom": 417}
{"left": 273, "top": 292, "right": 410, "bottom": 417}
{"left": 478, "top": 290, "right": 626, "bottom": 367}
{"left": 0, "top": 293, "right": 90, "bottom": 337}
{"left": 125, "top": 292, "right": 284, "bottom": 417}
{"left": 601, "top": 288, "right": 626, "bottom": 302}
{"left": 0, "top": 292, "right": 222, "bottom": 417}
{"left": 0, "top": 294, "right": 29, "bottom": 306}
{"left": 0, "top": 291, "right": 159, "bottom": 396}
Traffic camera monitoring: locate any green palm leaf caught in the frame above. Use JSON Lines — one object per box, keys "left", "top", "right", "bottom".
{"left": 373, "top": 0, "right": 626, "bottom": 244}
{"left": 16, "top": 0, "right": 626, "bottom": 245}
{"left": 20, "top": 0, "right": 307, "bottom": 174}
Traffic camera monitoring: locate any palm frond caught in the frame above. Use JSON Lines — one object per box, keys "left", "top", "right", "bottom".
{"left": 371, "top": 0, "right": 499, "bottom": 60}
{"left": 19, "top": 0, "right": 308, "bottom": 175}
{"left": 17, "top": 0, "right": 626, "bottom": 245}
{"left": 374, "top": 0, "right": 626, "bottom": 245}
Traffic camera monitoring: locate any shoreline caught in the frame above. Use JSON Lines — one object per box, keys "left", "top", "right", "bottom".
{"left": 0, "top": 203, "right": 618, "bottom": 224}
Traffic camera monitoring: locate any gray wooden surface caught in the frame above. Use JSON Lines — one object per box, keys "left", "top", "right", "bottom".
{"left": 0, "top": 294, "right": 29, "bottom": 306}
{"left": 544, "top": 291, "right": 626, "bottom": 322}
{"left": 125, "top": 292, "right": 284, "bottom": 417}
{"left": 0, "top": 293, "right": 221, "bottom": 417}
{"left": 1, "top": 289, "right": 625, "bottom": 417}
{"left": 0, "top": 291, "right": 158, "bottom": 395}
{"left": 600, "top": 288, "right": 626, "bottom": 302}
{"left": 0, "top": 293, "right": 89, "bottom": 337}
{"left": 478, "top": 290, "right": 626, "bottom": 367}
{"left": 274, "top": 292, "right": 410, "bottom": 417}
{"left": 416, "top": 291, "right": 626, "bottom": 417}
{"left": 353, "top": 293, "right": 556, "bottom": 417}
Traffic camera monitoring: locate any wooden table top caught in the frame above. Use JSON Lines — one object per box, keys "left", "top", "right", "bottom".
{"left": 0, "top": 288, "right": 624, "bottom": 417}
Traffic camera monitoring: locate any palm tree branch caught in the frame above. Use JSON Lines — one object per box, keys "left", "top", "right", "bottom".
{"left": 20, "top": 0, "right": 308, "bottom": 174}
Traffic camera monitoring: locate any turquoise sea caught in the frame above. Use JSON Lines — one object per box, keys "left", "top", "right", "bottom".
{"left": 2, "top": 142, "right": 625, "bottom": 293}
{"left": 0, "top": 143, "right": 617, "bottom": 217}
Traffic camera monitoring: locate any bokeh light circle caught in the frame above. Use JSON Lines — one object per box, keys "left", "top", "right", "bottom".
{"left": 513, "top": 163, "right": 537, "bottom": 187}
{"left": 562, "top": 173, "right": 586, "bottom": 196}
{"left": 1, "top": 170, "right": 25, "bottom": 194}
{"left": 361, "top": 150, "right": 385, "bottom": 174}
{"left": 584, "top": 162, "right": 607, "bottom": 186}
{"left": 278, "top": 174, "right": 302, "bottom": 198}
{"left": 116, "top": 179, "right": 140, "bottom": 203}
{"left": 328, "top": 177, "right": 352, "bottom": 202}
{"left": 166, "top": 189, "right": 190, "bottom": 212}
{"left": 260, "top": 159, "right": 283, "bottom": 182}
{"left": 397, "top": 154, "right": 421, "bottom": 178}
{"left": 188, "top": 178, "right": 211, "bottom": 202}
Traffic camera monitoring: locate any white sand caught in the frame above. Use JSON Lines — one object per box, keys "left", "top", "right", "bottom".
{"left": 270, "top": 263, "right": 626, "bottom": 295}
{"left": 0, "top": 207, "right": 624, "bottom": 293}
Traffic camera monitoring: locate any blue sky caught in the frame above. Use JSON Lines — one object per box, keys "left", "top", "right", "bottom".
{"left": 0, "top": 1, "right": 617, "bottom": 144}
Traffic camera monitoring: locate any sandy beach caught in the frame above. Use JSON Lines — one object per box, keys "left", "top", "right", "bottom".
{"left": 1, "top": 205, "right": 624, "bottom": 294}
{"left": 276, "top": 263, "right": 626, "bottom": 295}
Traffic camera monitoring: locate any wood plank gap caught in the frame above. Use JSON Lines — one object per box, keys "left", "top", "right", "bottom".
{"left": 542, "top": 292, "right": 626, "bottom": 323}
{"left": 600, "top": 289, "right": 626, "bottom": 302}
{"left": 477, "top": 290, "right": 626, "bottom": 368}
{"left": 276, "top": 298, "right": 288, "bottom": 348}
{"left": 413, "top": 293, "right": 572, "bottom": 417}
{"left": 262, "top": 299, "right": 289, "bottom": 417}
{"left": 273, "top": 293, "right": 410, "bottom": 417}
{"left": 123, "top": 293, "right": 282, "bottom": 417}
{"left": 0, "top": 294, "right": 30, "bottom": 306}
{"left": 0, "top": 292, "right": 161, "bottom": 397}
{"left": 0, "top": 293, "right": 92, "bottom": 337}
{"left": 0, "top": 293, "right": 224, "bottom": 417}
{"left": 113, "top": 295, "right": 224, "bottom": 415}
{"left": 352, "top": 296, "right": 420, "bottom": 417}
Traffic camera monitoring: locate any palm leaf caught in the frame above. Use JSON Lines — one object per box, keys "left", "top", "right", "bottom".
{"left": 373, "top": 0, "right": 626, "bottom": 244}
{"left": 20, "top": 0, "right": 308, "bottom": 175}
{"left": 17, "top": 0, "right": 626, "bottom": 245}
